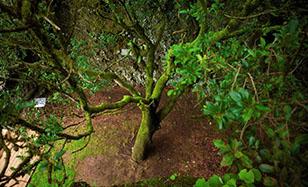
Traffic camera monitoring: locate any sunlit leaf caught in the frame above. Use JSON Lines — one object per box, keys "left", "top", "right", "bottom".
{"left": 239, "top": 169, "right": 254, "bottom": 184}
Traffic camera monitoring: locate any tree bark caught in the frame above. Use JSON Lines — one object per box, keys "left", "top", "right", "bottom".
{"left": 132, "top": 104, "right": 159, "bottom": 161}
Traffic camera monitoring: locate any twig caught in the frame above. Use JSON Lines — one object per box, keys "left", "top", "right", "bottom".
{"left": 60, "top": 71, "right": 72, "bottom": 85}
{"left": 47, "top": 0, "right": 54, "bottom": 16}
{"left": 172, "top": 29, "right": 185, "bottom": 35}
{"left": 43, "top": 16, "right": 61, "bottom": 31}
{"left": 72, "top": 112, "right": 84, "bottom": 118}
{"left": 247, "top": 73, "right": 259, "bottom": 102}
{"left": 240, "top": 122, "right": 249, "bottom": 141}
{"left": 62, "top": 92, "right": 78, "bottom": 103}
{"left": 63, "top": 119, "right": 86, "bottom": 130}
{"left": 224, "top": 9, "right": 278, "bottom": 20}
{"left": 231, "top": 66, "right": 241, "bottom": 90}
{"left": 289, "top": 59, "right": 304, "bottom": 75}
{"left": 295, "top": 101, "right": 308, "bottom": 112}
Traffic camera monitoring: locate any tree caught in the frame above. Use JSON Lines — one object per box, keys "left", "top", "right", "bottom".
{"left": 0, "top": 2, "right": 194, "bottom": 184}
{"left": 1, "top": 0, "right": 307, "bottom": 186}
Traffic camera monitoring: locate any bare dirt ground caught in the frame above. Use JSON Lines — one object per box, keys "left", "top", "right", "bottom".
{"left": 60, "top": 87, "right": 225, "bottom": 186}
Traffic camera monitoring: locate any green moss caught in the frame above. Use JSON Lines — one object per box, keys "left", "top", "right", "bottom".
{"left": 132, "top": 108, "right": 151, "bottom": 161}
{"left": 30, "top": 121, "right": 121, "bottom": 186}
{"left": 29, "top": 165, "right": 75, "bottom": 187}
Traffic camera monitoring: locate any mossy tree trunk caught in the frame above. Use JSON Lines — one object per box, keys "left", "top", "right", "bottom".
{"left": 132, "top": 103, "right": 160, "bottom": 161}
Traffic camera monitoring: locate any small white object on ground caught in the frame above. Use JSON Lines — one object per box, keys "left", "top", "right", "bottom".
{"left": 34, "top": 98, "right": 46, "bottom": 108}
{"left": 120, "top": 48, "right": 130, "bottom": 56}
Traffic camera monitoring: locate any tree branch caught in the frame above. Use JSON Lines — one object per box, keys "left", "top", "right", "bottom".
{"left": 0, "top": 25, "right": 33, "bottom": 33}
{"left": 85, "top": 95, "right": 145, "bottom": 114}
{"left": 0, "top": 39, "right": 35, "bottom": 50}
{"left": 16, "top": 119, "right": 92, "bottom": 140}
{"left": 151, "top": 50, "right": 174, "bottom": 101}
{"left": 224, "top": 9, "right": 279, "bottom": 20}
{"left": 157, "top": 89, "right": 185, "bottom": 122}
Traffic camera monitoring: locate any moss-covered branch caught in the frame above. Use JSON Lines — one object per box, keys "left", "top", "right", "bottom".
{"left": 192, "top": 0, "right": 261, "bottom": 46}
{"left": 150, "top": 50, "right": 174, "bottom": 101}
{"left": 16, "top": 118, "right": 93, "bottom": 140}
{"left": 157, "top": 89, "right": 185, "bottom": 122}
{"left": 145, "top": 46, "right": 156, "bottom": 99}
{"left": 154, "top": 17, "right": 166, "bottom": 48}
{"left": 191, "top": 0, "right": 208, "bottom": 44}
{"left": 85, "top": 95, "right": 145, "bottom": 114}
{"left": 0, "top": 24, "right": 33, "bottom": 33}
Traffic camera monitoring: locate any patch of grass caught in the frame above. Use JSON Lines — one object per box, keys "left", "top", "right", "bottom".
{"left": 29, "top": 122, "right": 124, "bottom": 186}
{"left": 28, "top": 166, "right": 75, "bottom": 187}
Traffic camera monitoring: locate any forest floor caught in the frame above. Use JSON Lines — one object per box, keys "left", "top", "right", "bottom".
{"left": 43, "top": 86, "right": 226, "bottom": 186}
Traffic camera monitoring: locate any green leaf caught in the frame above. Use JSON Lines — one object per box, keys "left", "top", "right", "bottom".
{"left": 248, "top": 49, "right": 256, "bottom": 58}
{"left": 265, "top": 128, "right": 275, "bottom": 138}
{"left": 221, "top": 153, "right": 234, "bottom": 166}
{"left": 283, "top": 105, "right": 292, "bottom": 121}
{"left": 229, "top": 91, "right": 242, "bottom": 103}
{"left": 260, "top": 37, "right": 266, "bottom": 48}
{"left": 203, "top": 103, "right": 220, "bottom": 115}
{"left": 291, "top": 142, "right": 301, "bottom": 155}
{"left": 242, "top": 108, "right": 254, "bottom": 122}
{"left": 255, "top": 104, "right": 271, "bottom": 112}
{"left": 170, "top": 173, "right": 177, "bottom": 181}
{"left": 229, "top": 107, "right": 242, "bottom": 119}
{"left": 259, "top": 149, "right": 272, "bottom": 160}
{"left": 287, "top": 19, "right": 299, "bottom": 33}
{"left": 259, "top": 164, "right": 274, "bottom": 173}
{"left": 234, "top": 151, "right": 243, "bottom": 158}
{"left": 248, "top": 136, "right": 255, "bottom": 147}
{"left": 222, "top": 173, "right": 237, "bottom": 183}
{"left": 208, "top": 175, "right": 223, "bottom": 187}
{"left": 240, "top": 154, "right": 253, "bottom": 168}
{"left": 277, "top": 128, "right": 289, "bottom": 139}
{"left": 239, "top": 88, "right": 250, "bottom": 99}
{"left": 230, "top": 139, "right": 241, "bottom": 150}
{"left": 194, "top": 178, "right": 208, "bottom": 187}
{"left": 213, "top": 139, "right": 227, "bottom": 151}
{"left": 15, "top": 100, "right": 35, "bottom": 110}
{"left": 292, "top": 134, "right": 308, "bottom": 154}
{"left": 251, "top": 168, "right": 262, "bottom": 182}
{"left": 263, "top": 176, "right": 278, "bottom": 186}
{"left": 196, "top": 54, "right": 203, "bottom": 62}
{"left": 224, "top": 178, "right": 236, "bottom": 187}
{"left": 294, "top": 134, "right": 308, "bottom": 145}
{"left": 239, "top": 169, "right": 254, "bottom": 184}
{"left": 167, "top": 90, "right": 175, "bottom": 96}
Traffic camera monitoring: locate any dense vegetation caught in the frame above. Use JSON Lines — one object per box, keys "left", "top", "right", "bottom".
{"left": 0, "top": 0, "right": 307, "bottom": 186}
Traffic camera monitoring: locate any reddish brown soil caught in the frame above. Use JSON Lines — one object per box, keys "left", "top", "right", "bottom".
{"left": 61, "top": 87, "right": 225, "bottom": 186}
